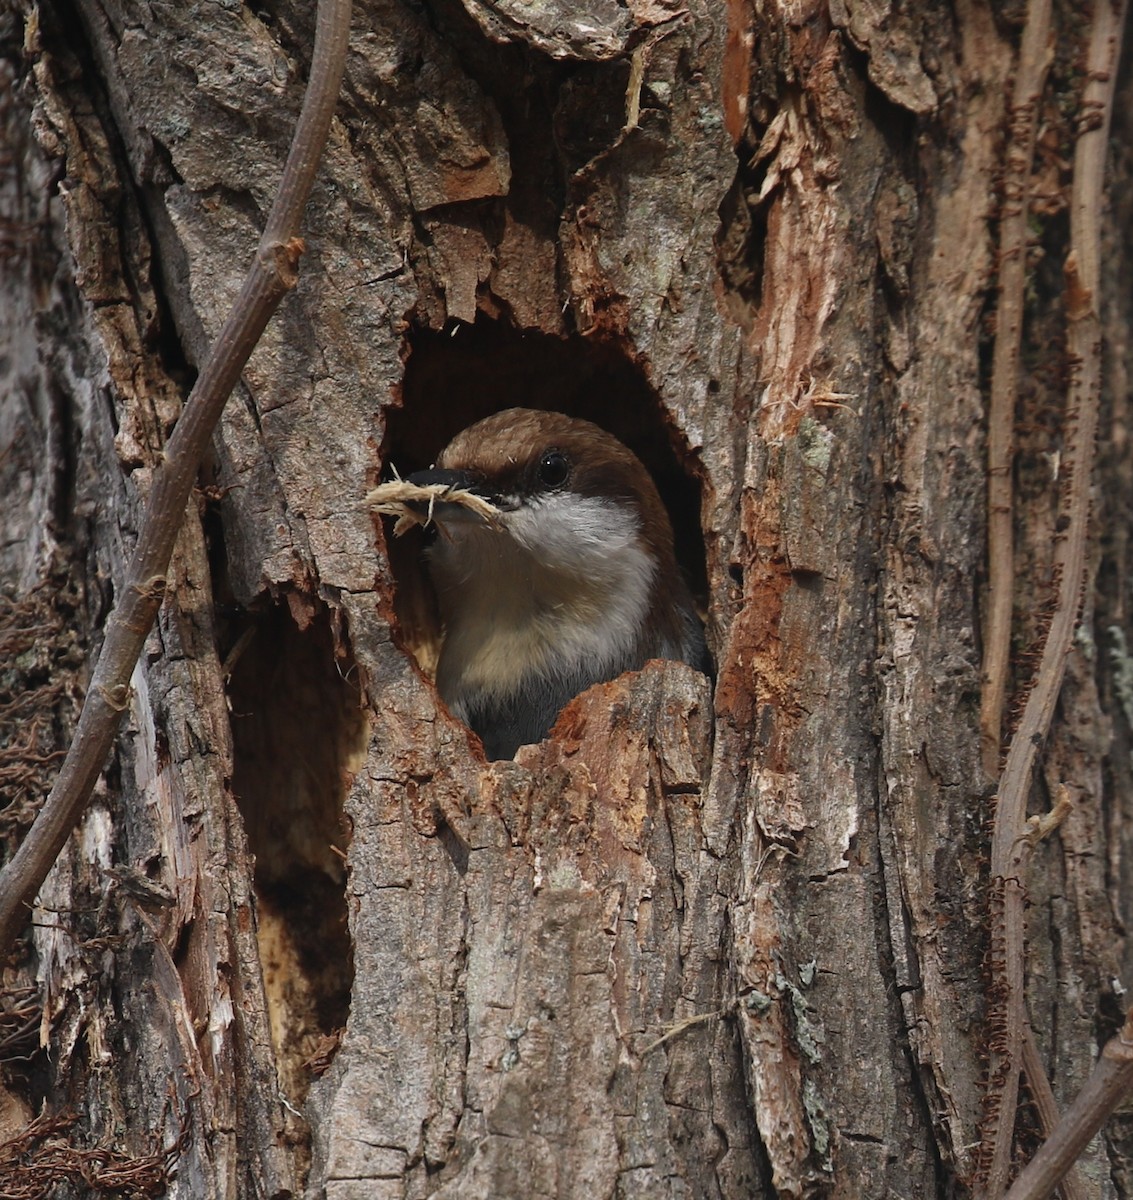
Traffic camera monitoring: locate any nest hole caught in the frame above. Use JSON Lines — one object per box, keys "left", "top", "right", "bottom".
{"left": 381, "top": 313, "right": 709, "bottom": 673}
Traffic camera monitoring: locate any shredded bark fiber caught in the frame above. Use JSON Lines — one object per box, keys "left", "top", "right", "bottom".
{"left": 0, "top": 1109, "right": 178, "bottom": 1199}
{"left": 365, "top": 479, "right": 501, "bottom": 535}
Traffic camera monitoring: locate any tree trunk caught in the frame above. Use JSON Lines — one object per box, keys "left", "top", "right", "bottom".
{"left": 1, "top": 0, "right": 1131, "bottom": 1197}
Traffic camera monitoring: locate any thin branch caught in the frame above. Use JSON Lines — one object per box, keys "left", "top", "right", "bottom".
{"left": 1022, "top": 1025, "right": 1087, "bottom": 1200}
{"left": 975, "top": 0, "right": 1057, "bottom": 1181}
{"left": 1006, "top": 1009, "right": 1133, "bottom": 1200}
{"left": 980, "top": 0, "right": 1052, "bottom": 781}
{"left": 0, "top": 0, "right": 354, "bottom": 957}
{"left": 981, "top": 0, "right": 1126, "bottom": 1194}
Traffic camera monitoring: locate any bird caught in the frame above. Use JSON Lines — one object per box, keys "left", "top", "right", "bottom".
{"left": 407, "top": 408, "right": 709, "bottom": 760}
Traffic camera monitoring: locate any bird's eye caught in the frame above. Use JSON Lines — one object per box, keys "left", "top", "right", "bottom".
{"left": 536, "top": 450, "right": 570, "bottom": 489}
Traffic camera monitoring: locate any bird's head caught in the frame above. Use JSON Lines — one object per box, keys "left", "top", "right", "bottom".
{"left": 411, "top": 408, "right": 678, "bottom": 577}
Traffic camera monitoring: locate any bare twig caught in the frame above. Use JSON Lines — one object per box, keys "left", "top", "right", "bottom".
{"left": 0, "top": 0, "right": 354, "bottom": 957}
{"left": 639, "top": 1005, "right": 732, "bottom": 1055}
{"left": 981, "top": 0, "right": 1127, "bottom": 1194}
{"left": 1006, "top": 1008, "right": 1133, "bottom": 1200}
{"left": 1020, "top": 788, "right": 1085, "bottom": 1200}
{"left": 1020, "top": 1028, "right": 1087, "bottom": 1200}
{"left": 980, "top": 0, "right": 1052, "bottom": 781}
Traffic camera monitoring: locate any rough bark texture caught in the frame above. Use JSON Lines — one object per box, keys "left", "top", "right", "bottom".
{"left": 1, "top": 0, "right": 1131, "bottom": 1197}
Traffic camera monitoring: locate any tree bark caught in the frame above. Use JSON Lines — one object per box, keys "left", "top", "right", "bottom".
{"left": 1, "top": 0, "right": 1131, "bottom": 1198}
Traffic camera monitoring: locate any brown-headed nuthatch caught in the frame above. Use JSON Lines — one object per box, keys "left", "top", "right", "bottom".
{"left": 409, "top": 408, "right": 709, "bottom": 760}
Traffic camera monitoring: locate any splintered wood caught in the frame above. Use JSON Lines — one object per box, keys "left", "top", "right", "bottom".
{"left": 365, "top": 479, "right": 500, "bottom": 535}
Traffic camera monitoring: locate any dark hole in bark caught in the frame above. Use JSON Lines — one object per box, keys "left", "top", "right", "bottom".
{"left": 225, "top": 602, "right": 363, "bottom": 1105}
{"left": 716, "top": 170, "right": 767, "bottom": 318}
{"left": 380, "top": 312, "right": 710, "bottom": 673}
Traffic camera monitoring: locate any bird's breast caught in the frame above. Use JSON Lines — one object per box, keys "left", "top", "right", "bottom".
{"left": 427, "top": 509, "right": 657, "bottom": 708}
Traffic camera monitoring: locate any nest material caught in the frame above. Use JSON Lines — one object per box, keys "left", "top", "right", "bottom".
{"left": 365, "top": 480, "right": 501, "bottom": 536}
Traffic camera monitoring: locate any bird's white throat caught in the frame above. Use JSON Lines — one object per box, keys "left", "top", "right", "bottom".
{"left": 428, "top": 492, "right": 656, "bottom": 705}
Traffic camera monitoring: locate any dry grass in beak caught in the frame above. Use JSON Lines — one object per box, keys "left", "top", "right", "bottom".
{"left": 365, "top": 479, "right": 502, "bottom": 536}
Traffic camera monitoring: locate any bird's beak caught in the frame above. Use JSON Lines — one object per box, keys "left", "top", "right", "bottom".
{"left": 404, "top": 468, "right": 494, "bottom": 526}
